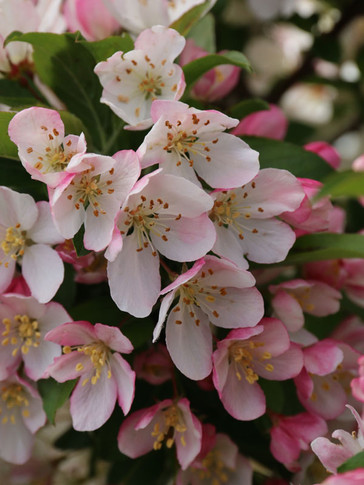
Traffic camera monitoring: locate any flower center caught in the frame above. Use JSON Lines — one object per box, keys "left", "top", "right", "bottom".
{"left": 229, "top": 341, "right": 273, "bottom": 384}
{"left": 0, "top": 383, "right": 30, "bottom": 424}
{"left": 1, "top": 314, "right": 41, "bottom": 357}
{"left": 151, "top": 405, "right": 187, "bottom": 450}
{"left": 121, "top": 195, "right": 178, "bottom": 254}
{"left": 63, "top": 341, "right": 112, "bottom": 386}
{"left": 0, "top": 224, "right": 26, "bottom": 267}
{"left": 139, "top": 71, "right": 164, "bottom": 100}
{"left": 196, "top": 449, "right": 231, "bottom": 485}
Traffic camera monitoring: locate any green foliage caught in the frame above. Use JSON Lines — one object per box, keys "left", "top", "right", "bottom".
{"left": 170, "top": 0, "right": 217, "bottom": 36}
{"left": 0, "top": 79, "right": 36, "bottom": 107}
{"left": 319, "top": 170, "right": 364, "bottom": 198}
{"left": 338, "top": 451, "right": 364, "bottom": 473}
{"left": 38, "top": 378, "right": 76, "bottom": 424}
{"left": 187, "top": 13, "right": 216, "bottom": 52}
{"left": 79, "top": 33, "right": 134, "bottom": 63}
{"left": 183, "top": 50, "right": 251, "bottom": 88}
{"left": 72, "top": 225, "right": 91, "bottom": 257}
{"left": 229, "top": 99, "right": 269, "bottom": 120}
{"left": 0, "top": 111, "right": 18, "bottom": 160}
{"left": 241, "top": 136, "right": 333, "bottom": 181}
{"left": 0, "top": 157, "right": 46, "bottom": 200}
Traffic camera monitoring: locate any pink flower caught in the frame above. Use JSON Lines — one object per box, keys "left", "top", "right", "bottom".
{"left": 117, "top": 398, "right": 202, "bottom": 470}
{"left": 212, "top": 318, "right": 303, "bottom": 420}
{"left": 351, "top": 355, "right": 364, "bottom": 402}
{"left": 134, "top": 343, "right": 173, "bottom": 385}
{"left": 311, "top": 405, "right": 364, "bottom": 473}
{"left": 154, "top": 256, "right": 264, "bottom": 380}
{"left": 8, "top": 107, "right": 90, "bottom": 188}
{"left": 176, "top": 424, "right": 253, "bottom": 485}
{"left": 304, "top": 141, "right": 341, "bottom": 170}
{"left": 0, "top": 293, "right": 71, "bottom": 380}
{"left": 0, "top": 187, "right": 64, "bottom": 303}
{"left": 180, "top": 39, "right": 240, "bottom": 102}
{"left": 314, "top": 469, "right": 364, "bottom": 485}
{"left": 269, "top": 279, "right": 341, "bottom": 333}
{"left": 95, "top": 26, "right": 186, "bottom": 130}
{"left": 105, "top": 170, "right": 216, "bottom": 317}
{"left": 138, "top": 100, "right": 260, "bottom": 189}
{"left": 0, "top": 374, "right": 46, "bottom": 464}
{"left": 44, "top": 321, "right": 135, "bottom": 431}
{"left": 210, "top": 168, "right": 304, "bottom": 267}
{"left": 232, "top": 104, "right": 288, "bottom": 140}
{"left": 270, "top": 412, "right": 328, "bottom": 472}
{"left": 49, "top": 150, "right": 140, "bottom": 251}
{"left": 64, "top": 0, "right": 119, "bottom": 41}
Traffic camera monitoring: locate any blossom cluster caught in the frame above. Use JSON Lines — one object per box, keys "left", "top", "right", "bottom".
{"left": 1, "top": 0, "right": 364, "bottom": 484}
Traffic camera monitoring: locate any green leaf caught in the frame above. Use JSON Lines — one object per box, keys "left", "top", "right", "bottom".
{"left": 59, "top": 111, "right": 89, "bottom": 138}
{"left": 79, "top": 33, "right": 134, "bottom": 63}
{"left": 170, "top": 1, "right": 216, "bottom": 37}
{"left": 70, "top": 296, "right": 123, "bottom": 326}
{"left": 187, "top": 13, "right": 216, "bottom": 53}
{"left": 338, "top": 451, "right": 364, "bottom": 473}
{"left": 241, "top": 136, "right": 333, "bottom": 181}
{"left": 38, "top": 378, "right": 76, "bottom": 424}
{"left": 318, "top": 170, "right": 364, "bottom": 198}
{"left": 0, "top": 111, "right": 18, "bottom": 160}
{"left": 183, "top": 50, "right": 251, "bottom": 87}
{"left": 229, "top": 99, "right": 269, "bottom": 120}
{"left": 8, "top": 32, "right": 108, "bottom": 150}
{"left": 0, "top": 157, "right": 46, "bottom": 200}
{"left": 283, "top": 233, "right": 364, "bottom": 265}
{"left": 72, "top": 225, "right": 91, "bottom": 257}
{"left": 0, "top": 79, "right": 36, "bottom": 107}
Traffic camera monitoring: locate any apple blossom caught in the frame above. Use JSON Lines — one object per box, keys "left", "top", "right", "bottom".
{"left": 270, "top": 412, "right": 328, "bottom": 472}
{"left": 117, "top": 398, "right": 202, "bottom": 470}
{"left": 49, "top": 149, "right": 140, "bottom": 251}
{"left": 95, "top": 26, "right": 186, "bottom": 130}
{"left": 134, "top": 343, "right": 174, "bottom": 385}
{"left": 0, "top": 187, "right": 64, "bottom": 303}
{"left": 154, "top": 255, "right": 264, "bottom": 380}
{"left": 44, "top": 321, "right": 135, "bottom": 431}
{"left": 232, "top": 104, "right": 288, "bottom": 140}
{"left": 212, "top": 318, "right": 303, "bottom": 420}
{"left": 209, "top": 168, "right": 304, "bottom": 267}
{"left": 106, "top": 170, "right": 216, "bottom": 317}
{"left": 138, "top": 100, "right": 260, "bottom": 188}
{"left": 311, "top": 405, "right": 364, "bottom": 474}
{"left": 0, "top": 374, "right": 46, "bottom": 464}
{"left": 0, "top": 293, "right": 71, "bottom": 380}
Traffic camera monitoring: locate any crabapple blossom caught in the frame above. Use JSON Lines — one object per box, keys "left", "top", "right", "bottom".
{"left": 117, "top": 398, "right": 202, "bottom": 470}
{"left": 101, "top": 0, "right": 216, "bottom": 35}
{"left": 351, "top": 355, "right": 364, "bottom": 402}
{"left": 311, "top": 405, "right": 364, "bottom": 474}
{"left": 95, "top": 26, "right": 186, "bottom": 129}
{"left": 8, "top": 107, "right": 89, "bottom": 188}
{"left": 179, "top": 39, "right": 241, "bottom": 102}
{"left": 0, "top": 294, "right": 71, "bottom": 380}
{"left": 44, "top": 321, "right": 135, "bottom": 431}
{"left": 331, "top": 316, "right": 364, "bottom": 355}
{"left": 64, "top": 0, "right": 119, "bottom": 41}
{"left": 0, "top": 373, "right": 46, "bottom": 464}
{"left": 49, "top": 149, "right": 140, "bottom": 251}
{"left": 106, "top": 170, "right": 216, "bottom": 317}
{"left": 212, "top": 318, "right": 303, "bottom": 420}
{"left": 314, "top": 470, "right": 364, "bottom": 485}
{"left": 269, "top": 279, "right": 341, "bottom": 334}
{"left": 269, "top": 412, "right": 328, "bottom": 472}
{"left": 209, "top": 168, "right": 304, "bottom": 267}
{"left": 154, "top": 255, "right": 264, "bottom": 380}
{"left": 176, "top": 424, "right": 253, "bottom": 485}
{"left": 134, "top": 343, "right": 173, "bottom": 385}
{"left": 294, "top": 339, "right": 360, "bottom": 420}
{"left": 0, "top": 187, "right": 64, "bottom": 303}
{"left": 231, "top": 104, "right": 288, "bottom": 140}
{"left": 138, "top": 100, "right": 260, "bottom": 188}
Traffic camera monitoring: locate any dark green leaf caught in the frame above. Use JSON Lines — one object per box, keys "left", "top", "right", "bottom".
{"left": 187, "top": 13, "right": 216, "bottom": 53}
{"left": 55, "top": 427, "right": 92, "bottom": 450}
{"left": 183, "top": 50, "right": 251, "bottom": 87}
{"left": 79, "top": 33, "right": 134, "bottom": 63}
{"left": 38, "top": 378, "right": 76, "bottom": 424}
{"left": 318, "top": 170, "right": 364, "bottom": 198}
{"left": 0, "top": 157, "right": 46, "bottom": 200}
{"left": 283, "top": 233, "right": 364, "bottom": 265}
{"left": 0, "top": 111, "right": 18, "bottom": 160}
{"left": 8, "top": 32, "right": 108, "bottom": 150}
{"left": 59, "top": 111, "right": 89, "bottom": 139}
{"left": 170, "top": 0, "right": 216, "bottom": 36}
{"left": 72, "top": 225, "right": 91, "bottom": 257}
{"left": 338, "top": 451, "right": 364, "bottom": 473}
{"left": 54, "top": 263, "right": 77, "bottom": 310}
{"left": 229, "top": 99, "right": 269, "bottom": 120}
{"left": 312, "top": 37, "right": 341, "bottom": 64}
{"left": 241, "top": 136, "right": 333, "bottom": 181}
{"left": 0, "top": 79, "right": 36, "bottom": 107}
{"left": 122, "top": 318, "right": 155, "bottom": 349}
{"left": 70, "top": 296, "right": 123, "bottom": 326}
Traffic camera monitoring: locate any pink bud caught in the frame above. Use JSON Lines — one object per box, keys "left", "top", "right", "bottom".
{"left": 232, "top": 104, "right": 288, "bottom": 140}
{"left": 304, "top": 141, "right": 341, "bottom": 169}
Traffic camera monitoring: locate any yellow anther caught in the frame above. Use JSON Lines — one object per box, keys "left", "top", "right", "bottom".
{"left": 75, "top": 363, "right": 84, "bottom": 371}
{"left": 265, "top": 364, "right": 274, "bottom": 372}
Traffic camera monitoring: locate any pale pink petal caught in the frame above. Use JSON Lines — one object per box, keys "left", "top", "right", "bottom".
{"left": 44, "top": 320, "right": 96, "bottom": 346}
{"left": 27, "top": 201, "right": 64, "bottom": 245}
{"left": 153, "top": 291, "right": 177, "bottom": 342}
{"left": 135, "top": 25, "right": 186, "bottom": 62}
{"left": 166, "top": 306, "right": 212, "bottom": 380}
{"left": 0, "top": 186, "right": 38, "bottom": 229}
{"left": 0, "top": 419, "right": 34, "bottom": 464}
{"left": 271, "top": 290, "right": 305, "bottom": 332}
{"left": 0, "top": 257, "right": 16, "bottom": 294}
{"left": 304, "top": 340, "right": 343, "bottom": 375}
{"left": 104, "top": 224, "right": 123, "bottom": 261}
{"left": 94, "top": 323, "right": 133, "bottom": 354}
{"left": 256, "top": 344, "right": 303, "bottom": 380}
{"left": 23, "top": 340, "right": 62, "bottom": 381}
{"left": 311, "top": 436, "right": 356, "bottom": 474}
{"left": 212, "top": 224, "right": 249, "bottom": 269}
{"left": 176, "top": 398, "right": 202, "bottom": 470}
{"left": 232, "top": 104, "right": 288, "bottom": 140}
{"left": 110, "top": 353, "right": 135, "bottom": 415}
{"left": 22, "top": 244, "right": 64, "bottom": 303}
{"left": 270, "top": 425, "right": 301, "bottom": 466}
{"left": 44, "top": 352, "right": 92, "bottom": 381}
